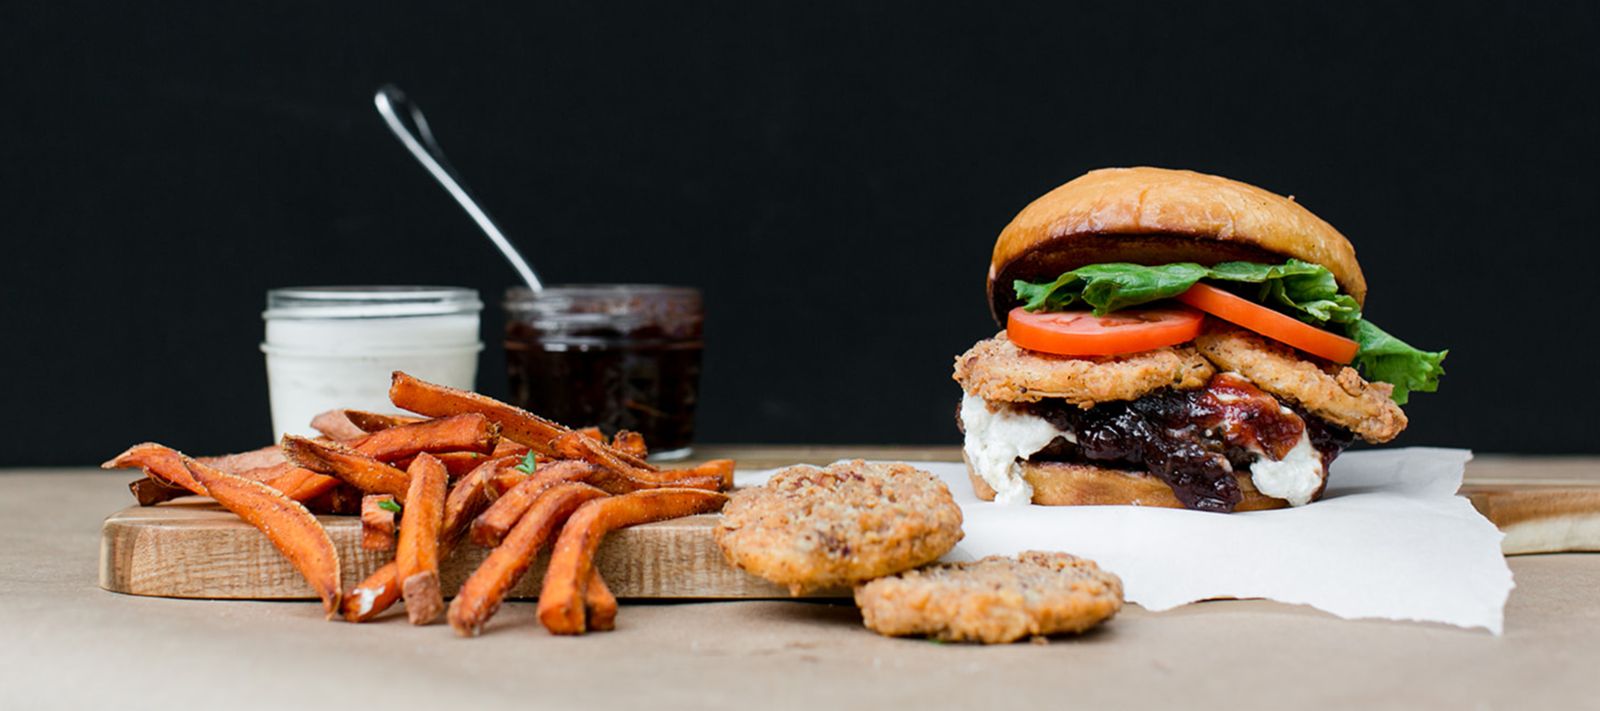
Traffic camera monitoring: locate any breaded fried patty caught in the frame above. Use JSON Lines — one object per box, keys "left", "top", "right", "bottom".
{"left": 854, "top": 551, "right": 1123, "bottom": 644}
{"left": 953, "top": 332, "right": 1214, "bottom": 407}
{"left": 714, "top": 460, "right": 964, "bottom": 595}
{"left": 1195, "top": 326, "right": 1407, "bottom": 442}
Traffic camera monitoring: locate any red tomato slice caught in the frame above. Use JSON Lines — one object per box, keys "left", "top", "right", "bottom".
{"left": 1006, "top": 307, "right": 1205, "bottom": 356}
{"left": 1175, "top": 283, "right": 1359, "bottom": 363}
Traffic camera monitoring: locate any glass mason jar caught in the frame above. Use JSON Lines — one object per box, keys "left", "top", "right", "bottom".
{"left": 503, "top": 285, "right": 703, "bottom": 460}
{"left": 262, "top": 286, "right": 482, "bottom": 440}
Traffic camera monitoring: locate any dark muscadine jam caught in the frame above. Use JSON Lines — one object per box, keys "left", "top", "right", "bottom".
{"left": 1024, "top": 374, "right": 1354, "bottom": 512}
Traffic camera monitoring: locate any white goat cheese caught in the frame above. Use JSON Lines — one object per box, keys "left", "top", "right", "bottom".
{"left": 959, "top": 393, "right": 1071, "bottom": 505}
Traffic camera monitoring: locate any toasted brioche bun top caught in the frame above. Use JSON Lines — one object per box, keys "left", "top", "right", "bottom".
{"left": 988, "top": 167, "right": 1366, "bottom": 323}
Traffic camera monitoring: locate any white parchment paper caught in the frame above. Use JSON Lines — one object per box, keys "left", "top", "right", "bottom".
{"left": 740, "top": 448, "right": 1513, "bottom": 633}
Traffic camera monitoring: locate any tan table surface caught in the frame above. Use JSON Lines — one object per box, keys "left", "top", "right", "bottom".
{"left": 2, "top": 448, "right": 1598, "bottom": 710}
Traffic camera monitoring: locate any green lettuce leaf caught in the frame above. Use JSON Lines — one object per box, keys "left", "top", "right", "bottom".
{"left": 1012, "top": 260, "right": 1444, "bottom": 402}
{"left": 1014, "top": 259, "right": 1360, "bottom": 323}
{"left": 1016, "top": 263, "right": 1207, "bottom": 313}
{"left": 1206, "top": 260, "right": 1363, "bottom": 324}
{"left": 1344, "top": 320, "right": 1447, "bottom": 405}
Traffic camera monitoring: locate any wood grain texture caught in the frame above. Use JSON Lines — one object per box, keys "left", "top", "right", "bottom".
{"left": 1463, "top": 483, "right": 1600, "bottom": 554}
{"left": 97, "top": 445, "right": 947, "bottom": 602}
{"left": 99, "top": 499, "right": 821, "bottom": 600}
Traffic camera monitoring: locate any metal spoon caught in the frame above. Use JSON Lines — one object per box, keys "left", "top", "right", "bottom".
{"left": 374, "top": 84, "right": 543, "bottom": 291}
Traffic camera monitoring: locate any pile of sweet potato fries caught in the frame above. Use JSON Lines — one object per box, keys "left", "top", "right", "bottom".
{"left": 103, "top": 371, "right": 732, "bottom": 635}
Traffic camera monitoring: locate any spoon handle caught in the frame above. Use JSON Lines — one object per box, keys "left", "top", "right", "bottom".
{"left": 374, "top": 85, "right": 543, "bottom": 292}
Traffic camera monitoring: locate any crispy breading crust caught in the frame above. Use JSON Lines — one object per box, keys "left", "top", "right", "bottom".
{"left": 953, "top": 332, "right": 1214, "bottom": 407}
{"left": 854, "top": 551, "right": 1123, "bottom": 644}
{"left": 713, "top": 460, "right": 964, "bottom": 595}
{"left": 1195, "top": 326, "right": 1407, "bottom": 443}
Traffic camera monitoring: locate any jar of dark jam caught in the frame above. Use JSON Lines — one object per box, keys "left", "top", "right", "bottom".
{"left": 504, "top": 285, "right": 703, "bottom": 460}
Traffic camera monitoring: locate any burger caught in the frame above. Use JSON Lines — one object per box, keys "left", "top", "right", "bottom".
{"left": 953, "top": 167, "right": 1447, "bottom": 513}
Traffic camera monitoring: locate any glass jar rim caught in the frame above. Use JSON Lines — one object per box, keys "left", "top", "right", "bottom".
{"left": 265, "top": 286, "right": 483, "bottom": 320}
{"left": 503, "top": 284, "right": 701, "bottom": 307}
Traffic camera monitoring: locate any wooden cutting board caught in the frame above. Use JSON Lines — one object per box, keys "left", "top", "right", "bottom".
{"left": 98, "top": 448, "right": 1600, "bottom": 601}
{"left": 1460, "top": 456, "right": 1600, "bottom": 555}
{"left": 98, "top": 445, "right": 902, "bottom": 601}
{"left": 99, "top": 499, "right": 819, "bottom": 600}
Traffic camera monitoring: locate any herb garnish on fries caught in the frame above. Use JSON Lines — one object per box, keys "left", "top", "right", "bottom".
{"left": 102, "top": 371, "right": 733, "bottom": 636}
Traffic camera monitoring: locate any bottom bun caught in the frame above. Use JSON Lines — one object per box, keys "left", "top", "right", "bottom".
{"left": 964, "top": 456, "right": 1293, "bottom": 511}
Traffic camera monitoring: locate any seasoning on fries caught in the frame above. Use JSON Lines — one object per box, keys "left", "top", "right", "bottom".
{"left": 106, "top": 371, "right": 737, "bottom": 638}
{"left": 537, "top": 488, "right": 728, "bottom": 634}
{"left": 396, "top": 453, "right": 448, "bottom": 625}
{"left": 267, "top": 466, "right": 341, "bottom": 504}
{"left": 182, "top": 458, "right": 342, "bottom": 618}
{"left": 609, "top": 430, "right": 648, "bottom": 459}
{"left": 349, "top": 413, "right": 500, "bottom": 462}
{"left": 551, "top": 431, "right": 732, "bottom": 493}
{"left": 408, "top": 450, "right": 491, "bottom": 478}
{"left": 104, "top": 443, "right": 209, "bottom": 497}
{"left": 469, "top": 460, "right": 597, "bottom": 547}
{"left": 281, "top": 435, "right": 411, "bottom": 501}
{"left": 389, "top": 371, "right": 655, "bottom": 471}
{"left": 441, "top": 457, "right": 509, "bottom": 548}
{"left": 342, "top": 409, "right": 425, "bottom": 433}
{"left": 449, "top": 482, "right": 609, "bottom": 636}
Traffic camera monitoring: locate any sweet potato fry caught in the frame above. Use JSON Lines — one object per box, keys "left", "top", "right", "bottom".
{"left": 182, "top": 459, "right": 342, "bottom": 618}
{"left": 547, "top": 431, "right": 641, "bottom": 475}
{"left": 442, "top": 457, "right": 512, "bottom": 547}
{"left": 107, "top": 444, "right": 330, "bottom": 505}
{"left": 396, "top": 453, "right": 447, "bottom": 625}
{"left": 487, "top": 467, "right": 531, "bottom": 499}
{"left": 610, "top": 430, "right": 648, "bottom": 459}
{"left": 224, "top": 461, "right": 309, "bottom": 488}
{"left": 343, "top": 410, "right": 425, "bottom": 433}
{"left": 395, "top": 451, "right": 493, "bottom": 479}
{"left": 577, "top": 426, "right": 604, "bottom": 441}
{"left": 389, "top": 371, "right": 655, "bottom": 471}
{"left": 242, "top": 461, "right": 296, "bottom": 484}
{"left": 341, "top": 458, "right": 508, "bottom": 624}
{"left": 266, "top": 466, "right": 342, "bottom": 504}
{"left": 281, "top": 435, "right": 410, "bottom": 501}
{"left": 490, "top": 439, "right": 532, "bottom": 459}
{"left": 197, "top": 445, "right": 287, "bottom": 475}
{"left": 537, "top": 488, "right": 727, "bottom": 634}
{"left": 436, "top": 451, "right": 491, "bottom": 477}
{"left": 585, "top": 570, "right": 618, "bottom": 632}
{"left": 350, "top": 414, "right": 500, "bottom": 462}
{"left": 316, "top": 483, "right": 366, "bottom": 515}
{"left": 469, "top": 460, "right": 597, "bottom": 547}
{"left": 343, "top": 562, "right": 401, "bottom": 623}
{"left": 448, "top": 482, "right": 609, "bottom": 637}
{"left": 103, "top": 443, "right": 207, "bottom": 496}
{"left": 309, "top": 409, "right": 368, "bottom": 442}
{"left": 550, "top": 432, "right": 731, "bottom": 492}
{"left": 127, "top": 477, "right": 192, "bottom": 506}
{"left": 663, "top": 459, "right": 737, "bottom": 492}
{"left": 362, "top": 495, "right": 398, "bottom": 551}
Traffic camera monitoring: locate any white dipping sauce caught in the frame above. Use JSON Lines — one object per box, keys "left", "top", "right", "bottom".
{"left": 262, "top": 287, "right": 482, "bottom": 440}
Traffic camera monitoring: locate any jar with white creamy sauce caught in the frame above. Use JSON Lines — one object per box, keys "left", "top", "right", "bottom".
{"left": 262, "top": 286, "right": 483, "bottom": 440}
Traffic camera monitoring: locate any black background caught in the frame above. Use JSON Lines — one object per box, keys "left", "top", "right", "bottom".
{"left": 5, "top": 2, "right": 1597, "bottom": 465}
